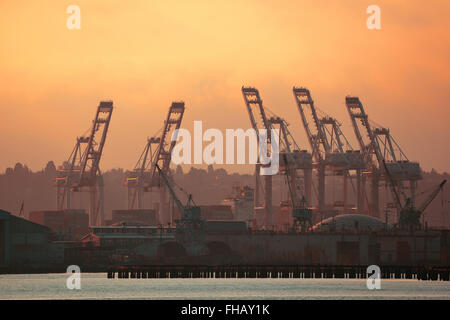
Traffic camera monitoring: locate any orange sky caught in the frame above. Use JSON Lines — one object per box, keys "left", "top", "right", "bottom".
{"left": 1, "top": 0, "right": 449, "bottom": 174}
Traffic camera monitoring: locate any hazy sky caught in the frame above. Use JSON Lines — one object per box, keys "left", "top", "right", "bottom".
{"left": 1, "top": 1, "right": 449, "bottom": 174}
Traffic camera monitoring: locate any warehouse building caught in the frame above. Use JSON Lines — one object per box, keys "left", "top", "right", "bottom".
{"left": 0, "top": 209, "right": 64, "bottom": 271}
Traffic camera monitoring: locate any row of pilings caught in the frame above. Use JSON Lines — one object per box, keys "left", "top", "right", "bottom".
{"left": 107, "top": 265, "right": 450, "bottom": 281}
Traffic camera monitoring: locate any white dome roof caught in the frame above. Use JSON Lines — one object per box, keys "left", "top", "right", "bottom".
{"left": 312, "top": 214, "right": 386, "bottom": 232}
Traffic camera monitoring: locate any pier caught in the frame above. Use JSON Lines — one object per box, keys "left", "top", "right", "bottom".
{"left": 107, "top": 265, "right": 450, "bottom": 281}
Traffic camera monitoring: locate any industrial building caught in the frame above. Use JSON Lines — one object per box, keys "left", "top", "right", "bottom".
{"left": 0, "top": 209, "right": 64, "bottom": 271}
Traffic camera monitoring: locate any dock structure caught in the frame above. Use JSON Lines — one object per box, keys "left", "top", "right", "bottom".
{"left": 107, "top": 265, "right": 450, "bottom": 281}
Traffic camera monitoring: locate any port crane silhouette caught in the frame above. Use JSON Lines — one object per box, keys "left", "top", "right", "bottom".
{"left": 125, "top": 102, "right": 184, "bottom": 225}
{"left": 346, "top": 96, "right": 422, "bottom": 219}
{"left": 242, "top": 87, "right": 274, "bottom": 228}
{"left": 293, "top": 87, "right": 365, "bottom": 215}
{"left": 55, "top": 101, "right": 113, "bottom": 226}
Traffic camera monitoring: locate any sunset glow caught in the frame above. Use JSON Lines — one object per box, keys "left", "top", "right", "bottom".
{"left": 1, "top": 0, "right": 449, "bottom": 173}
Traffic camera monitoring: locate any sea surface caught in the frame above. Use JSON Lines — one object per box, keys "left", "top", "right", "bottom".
{"left": 1, "top": 273, "right": 450, "bottom": 300}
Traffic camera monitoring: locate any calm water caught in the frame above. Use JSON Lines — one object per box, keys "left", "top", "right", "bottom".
{"left": 1, "top": 273, "right": 450, "bottom": 300}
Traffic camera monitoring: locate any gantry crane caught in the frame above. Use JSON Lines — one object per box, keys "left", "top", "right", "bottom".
{"left": 242, "top": 87, "right": 273, "bottom": 228}
{"left": 346, "top": 96, "right": 422, "bottom": 219}
{"left": 125, "top": 102, "right": 184, "bottom": 225}
{"left": 293, "top": 88, "right": 365, "bottom": 216}
{"left": 293, "top": 88, "right": 329, "bottom": 214}
{"left": 55, "top": 101, "right": 113, "bottom": 226}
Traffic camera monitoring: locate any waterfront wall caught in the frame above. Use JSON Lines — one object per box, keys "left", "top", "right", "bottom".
{"left": 205, "top": 230, "right": 444, "bottom": 266}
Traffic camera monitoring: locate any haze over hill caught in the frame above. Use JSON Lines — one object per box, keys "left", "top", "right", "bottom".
{"left": 1, "top": 161, "right": 448, "bottom": 228}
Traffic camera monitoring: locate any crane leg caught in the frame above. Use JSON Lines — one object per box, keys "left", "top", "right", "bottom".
{"left": 304, "top": 168, "right": 312, "bottom": 206}
{"left": 318, "top": 165, "right": 325, "bottom": 213}
{"left": 160, "top": 184, "right": 168, "bottom": 226}
{"left": 264, "top": 175, "right": 272, "bottom": 229}
{"left": 137, "top": 185, "right": 142, "bottom": 209}
{"left": 99, "top": 183, "right": 104, "bottom": 226}
{"left": 410, "top": 180, "right": 417, "bottom": 208}
{"left": 356, "top": 169, "right": 362, "bottom": 213}
{"left": 89, "top": 186, "right": 97, "bottom": 226}
{"left": 254, "top": 164, "right": 261, "bottom": 207}
{"left": 343, "top": 172, "right": 348, "bottom": 214}
{"left": 370, "top": 174, "right": 380, "bottom": 218}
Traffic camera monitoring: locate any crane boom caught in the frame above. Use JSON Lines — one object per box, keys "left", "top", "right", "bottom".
{"left": 155, "top": 164, "right": 201, "bottom": 224}
{"left": 76, "top": 101, "right": 113, "bottom": 188}
{"left": 382, "top": 160, "right": 403, "bottom": 212}
{"left": 345, "top": 96, "right": 381, "bottom": 170}
{"left": 155, "top": 164, "right": 184, "bottom": 215}
{"left": 418, "top": 180, "right": 447, "bottom": 213}
{"left": 149, "top": 102, "right": 185, "bottom": 185}
{"left": 293, "top": 87, "right": 330, "bottom": 162}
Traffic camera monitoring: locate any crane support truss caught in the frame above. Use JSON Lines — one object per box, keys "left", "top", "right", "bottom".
{"left": 293, "top": 87, "right": 328, "bottom": 214}
{"left": 55, "top": 101, "right": 113, "bottom": 226}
